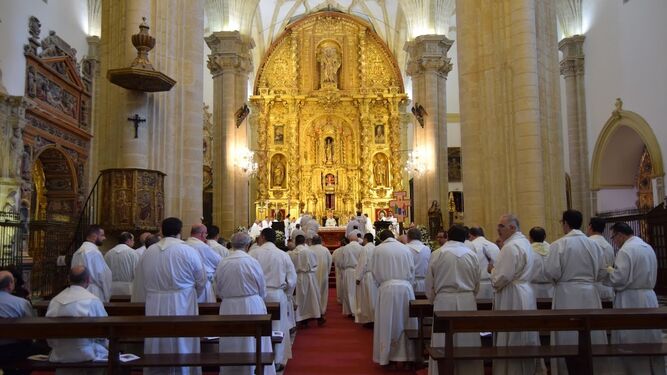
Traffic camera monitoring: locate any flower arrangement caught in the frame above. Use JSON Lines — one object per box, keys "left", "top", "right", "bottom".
{"left": 415, "top": 224, "right": 437, "bottom": 250}
{"left": 275, "top": 230, "right": 286, "bottom": 245}
{"left": 235, "top": 226, "right": 248, "bottom": 233}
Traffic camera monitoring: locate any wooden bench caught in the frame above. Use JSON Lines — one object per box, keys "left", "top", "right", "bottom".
{"left": 406, "top": 298, "right": 613, "bottom": 366}
{"left": 0, "top": 314, "right": 274, "bottom": 374}
{"left": 428, "top": 308, "right": 667, "bottom": 375}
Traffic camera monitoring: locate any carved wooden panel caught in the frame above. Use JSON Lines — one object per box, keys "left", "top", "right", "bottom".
{"left": 100, "top": 169, "right": 165, "bottom": 232}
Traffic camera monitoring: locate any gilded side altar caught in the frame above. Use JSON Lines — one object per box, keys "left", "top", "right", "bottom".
{"left": 251, "top": 12, "right": 409, "bottom": 222}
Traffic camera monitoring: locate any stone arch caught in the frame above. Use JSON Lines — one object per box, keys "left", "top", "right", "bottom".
{"left": 591, "top": 102, "right": 664, "bottom": 211}
{"left": 31, "top": 145, "right": 78, "bottom": 222}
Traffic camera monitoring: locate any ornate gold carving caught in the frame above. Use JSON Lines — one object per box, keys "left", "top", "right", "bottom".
{"left": 251, "top": 12, "right": 408, "bottom": 220}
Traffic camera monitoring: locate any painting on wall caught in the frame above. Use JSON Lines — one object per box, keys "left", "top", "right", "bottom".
{"left": 448, "top": 147, "right": 461, "bottom": 182}
{"left": 274, "top": 125, "right": 284, "bottom": 144}
{"left": 374, "top": 124, "right": 385, "bottom": 144}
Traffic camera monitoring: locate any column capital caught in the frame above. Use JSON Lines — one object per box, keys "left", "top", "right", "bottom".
{"left": 205, "top": 31, "right": 255, "bottom": 76}
{"left": 559, "top": 35, "right": 585, "bottom": 77}
{"left": 405, "top": 34, "right": 454, "bottom": 77}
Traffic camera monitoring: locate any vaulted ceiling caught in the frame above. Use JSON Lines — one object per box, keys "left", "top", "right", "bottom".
{"left": 204, "top": 0, "right": 456, "bottom": 78}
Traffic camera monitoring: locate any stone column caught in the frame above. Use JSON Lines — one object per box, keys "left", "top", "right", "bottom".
{"left": 405, "top": 35, "right": 453, "bottom": 227}
{"left": 206, "top": 31, "right": 254, "bottom": 236}
{"left": 96, "top": 0, "right": 205, "bottom": 231}
{"left": 559, "top": 35, "right": 591, "bottom": 219}
{"left": 456, "top": 0, "right": 565, "bottom": 239}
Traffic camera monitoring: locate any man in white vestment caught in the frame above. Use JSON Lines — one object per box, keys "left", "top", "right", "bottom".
{"left": 206, "top": 225, "right": 230, "bottom": 259}
{"left": 370, "top": 230, "right": 417, "bottom": 366}
{"left": 186, "top": 223, "right": 221, "bottom": 303}
{"left": 137, "top": 217, "right": 207, "bottom": 375}
{"left": 291, "top": 235, "right": 321, "bottom": 326}
{"left": 435, "top": 230, "right": 447, "bottom": 247}
{"left": 545, "top": 210, "right": 609, "bottom": 374}
{"left": 364, "top": 213, "right": 375, "bottom": 236}
{"left": 405, "top": 227, "right": 431, "bottom": 294}
{"left": 332, "top": 238, "right": 347, "bottom": 304}
{"left": 468, "top": 227, "right": 499, "bottom": 300}
{"left": 0, "top": 270, "right": 36, "bottom": 375}
{"left": 261, "top": 216, "right": 271, "bottom": 229}
{"left": 71, "top": 225, "right": 112, "bottom": 302}
{"left": 355, "top": 211, "right": 367, "bottom": 235}
{"left": 249, "top": 228, "right": 297, "bottom": 372}
{"left": 325, "top": 216, "right": 337, "bottom": 227}
{"left": 488, "top": 214, "right": 539, "bottom": 375}
{"left": 426, "top": 225, "right": 483, "bottom": 375}
{"left": 355, "top": 233, "right": 377, "bottom": 325}
{"left": 249, "top": 220, "right": 262, "bottom": 240}
{"left": 345, "top": 216, "right": 361, "bottom": 238}
{"left": 606, "top": 222, "right": 665, "bottom": 375}
{"left": 135, "top": 232, "right": 152, "bottom": 258}
{"left": 290, "top": 224, "right": 305, "bottom": 240}
{"left": 215, "top": 232, "right": 276, "bottom": 375}
{"left": 283, "top": 214, "right": 292, "bottom": 240}
{"left": 528, "top": 227, "right": 553, "bottom": 299}
{"left": 310, "top": 236, "right": 333, "bottom": 320}
{"left": 104, "top": 231, "right": 138, "bottom": 296}
{"left": 587, "top": 217, "right": 615, "bottom": 301}
{"left": 46, "top": 266, "right": 108, "bottom": 374}
{"left": 337, "top": 231, "right": 363, "bottom": 317}
{"left": 130, "top": 234, "right": 160, "bottom": 303}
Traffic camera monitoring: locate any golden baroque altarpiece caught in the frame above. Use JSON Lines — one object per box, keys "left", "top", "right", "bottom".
{"left": 250, "top": 12, "right": 409, "bottom": 221}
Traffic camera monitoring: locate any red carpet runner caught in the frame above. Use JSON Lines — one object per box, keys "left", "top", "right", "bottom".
{"left": 285, "top": 288, "right": 424, "bottom": 375}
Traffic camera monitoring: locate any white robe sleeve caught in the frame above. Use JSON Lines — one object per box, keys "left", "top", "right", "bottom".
{"left": 490, "top": 245, "right": 517, "bottom": 291}
{"left": 285, "top": 254, "right": 297, "bottom": 296}
{"left": 425, "top": 252, "right": 437, "bottom": 302}
{"left": 131, "top": 256, "right": 146, "bottom": 302}
{"left": 544, "top": 242, "right": 563, "bottom": 282}
{"left": 607, "top": 249, "right": 632, "bottom": 288}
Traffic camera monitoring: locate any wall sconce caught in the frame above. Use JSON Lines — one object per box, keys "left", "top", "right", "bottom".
{"left": 233, "top": 146, "right": 258, "bottom": 176}
{"left": 405, "top": 149, "right": 428, "bottom": 177}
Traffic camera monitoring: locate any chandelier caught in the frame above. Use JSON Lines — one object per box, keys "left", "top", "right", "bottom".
{"left": 405, "top": 149, "right": 428, "bottom": 177}
{"left": 233, "top": 146, "right": 258, "bottom": 176}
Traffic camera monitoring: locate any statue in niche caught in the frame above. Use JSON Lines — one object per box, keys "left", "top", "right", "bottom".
{"left": 318, "top": 44, "right": 341, "bottom": 88}
{"left": 428, "top": 200, "right": 444, "bottom": 239}
{"left": 272, "top": 158, "right": 286, "bottom": 188}
{"left": 374, "top": 155, "right": 387, "bottom": 186}
{"left": 325, "top": 137, "right": 334, "bottom": 163}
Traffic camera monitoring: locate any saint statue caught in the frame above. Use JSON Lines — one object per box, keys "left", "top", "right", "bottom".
{"left": 325, "top": 137, "right": 334, "bottom": 163}
{"left": 374, "top": 158, "right": 387, "bottom": 186}
{"left": 318, "top": 45, "right": 341, "bottom": 87}
{"left": 272, "top": 160, "right": 285, "bottom": 187}
{"left": 428, "top": 200, "right": 443, "bottom": 238}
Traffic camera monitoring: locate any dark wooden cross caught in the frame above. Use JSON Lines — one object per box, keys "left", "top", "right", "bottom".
{"left": 127, "top": 114, "right": 146, "bottom": 139}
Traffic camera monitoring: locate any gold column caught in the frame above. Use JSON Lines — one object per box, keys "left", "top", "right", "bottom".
{"left": 406, "top": 35, "right": 453, "bottom": 226}
{"left": 206, "top": 31, "right": 254, "bottom": 236}
{"left": 560, "top": 35, "right": 591, "bottom": 220}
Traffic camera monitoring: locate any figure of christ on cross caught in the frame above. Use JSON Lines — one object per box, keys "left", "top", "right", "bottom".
{"left": 127, "top": 114, "right": 146, "bottom": 139}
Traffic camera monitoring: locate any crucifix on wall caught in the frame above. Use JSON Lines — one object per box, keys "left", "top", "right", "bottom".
{"left": 127, "top": 114, "right": 146, "bottom": 138}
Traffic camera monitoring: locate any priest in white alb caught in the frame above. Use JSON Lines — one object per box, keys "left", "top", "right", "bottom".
{"left": 309, "top": 235, "right": 332, "bottom": 319}
{"left": 405, "top": 227, "right": 431, "bottom": 294}
{"left": 71, "top": 225, "right": 112, "bottom": 302}
{"left": 137, "top": 217, "right": 207, "bottom": 375}
{"left": 426, "top": 225, "right": 482, "bottom": 375}
{"left": 355, "top": 232, "right": 377, "bottom": 324}
{"left": 528, "top": 226, "right": 553, "bottom": 299}
{"left": 103, "top": 231, "right": 138, "bottom": 296}
{"left": 291, "top": 234, "right": 321, "bottom": 326}
{"left": 215, "top": 232, "right": 276, "bottom": 375}
{"left": 332, "top": 239, "right": 346, "bottom": 304}
{"left": 249, "top": 228, "right": 297, "bottom": 372}
{"left": 606, "top": 221, "right": 664, "bottom": 374}
{"left": 186, "top": 223, "right": 222, "bottom": 303}
{"left": 206, "top": 225, "right": 230, "bottom": 259}
{"left": 545, "top": 210, "right": 608, "bottom": 374}
{"left": 488, "top": 214, "right": 539, "bottom": 375}
{"left": 370, "top": 230, "right": 417, "bottom": 366}
{"left": 587, "top": 217, "right": 615, "bottom": 301}
{"left": 468, "top": 227, "right": 499, "bottom": 300}
{"left": 337, "top": 230, "right": 363, "bottom": 317}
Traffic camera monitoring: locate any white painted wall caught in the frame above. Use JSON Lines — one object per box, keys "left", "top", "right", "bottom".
{"left": 597, "top": 188, "right": 637, "bottom": 213}
{"left": 0, "top": 0, "right": 89, "bottom": 96}
{"left": 584, "top": 0, "right": 667, "bottom": 172}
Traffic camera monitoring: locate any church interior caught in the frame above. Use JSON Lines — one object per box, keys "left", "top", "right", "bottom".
{"left": 1, "top": 0, "right": 667, "bottom": 374}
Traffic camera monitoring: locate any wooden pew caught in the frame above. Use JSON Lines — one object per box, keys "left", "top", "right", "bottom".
{"left": 428, "top": 308, "right": 667, "bottom": 375}
{"left": 406, "top": 298, "right": 613, "bottom": 366}
{"left": 0, "top": 314, "right": 274, "bottom": 374}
